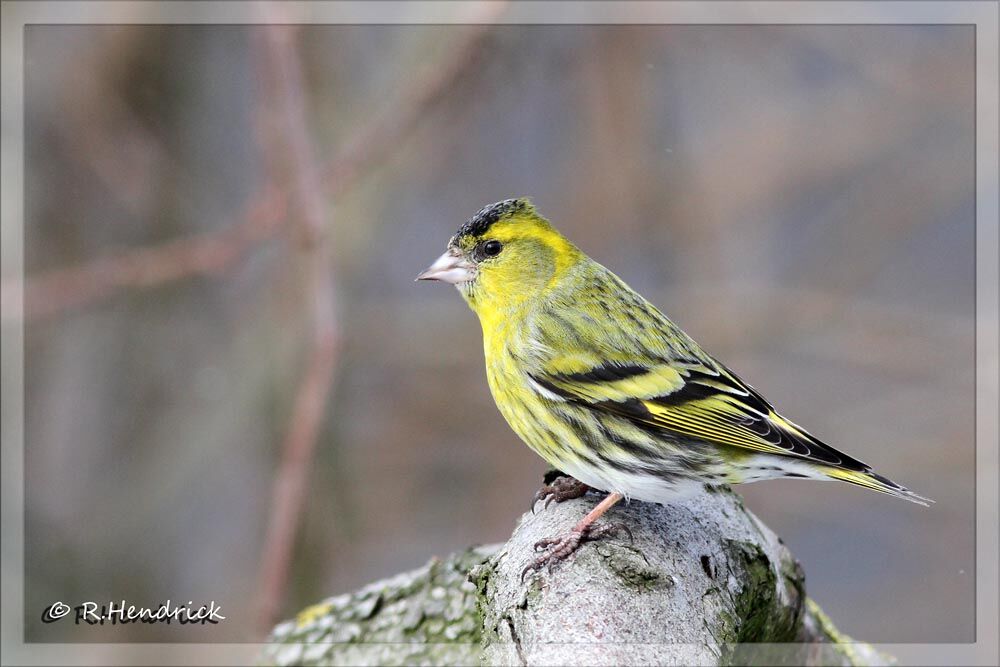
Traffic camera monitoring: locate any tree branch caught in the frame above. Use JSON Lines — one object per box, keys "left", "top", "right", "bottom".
{"left": 261, "top": 486, "right": 891, "bottom": 666}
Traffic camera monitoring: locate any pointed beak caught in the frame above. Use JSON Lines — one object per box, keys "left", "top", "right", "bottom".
{"left": 416, "top": 248, "right": 476, "bottom": 284}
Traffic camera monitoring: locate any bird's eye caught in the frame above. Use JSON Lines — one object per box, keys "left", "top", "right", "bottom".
{"left": 482, "top": 240, "right": 503, "bottom": 257}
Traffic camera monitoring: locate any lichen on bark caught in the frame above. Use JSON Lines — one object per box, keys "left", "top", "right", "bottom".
{"left": 262, "top": 545, "right": 492, "bottom": 666}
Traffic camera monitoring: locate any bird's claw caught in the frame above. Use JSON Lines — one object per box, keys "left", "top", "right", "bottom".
{"left": 520, "top": 520, "right": 631, "bottom": 582}
{"left": 530, "top": 476, "right": 591, "bottom": 514}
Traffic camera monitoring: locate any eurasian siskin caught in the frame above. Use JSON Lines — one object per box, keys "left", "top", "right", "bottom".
{"left": 418, "top": 198, "right": 929, "bottom": 572}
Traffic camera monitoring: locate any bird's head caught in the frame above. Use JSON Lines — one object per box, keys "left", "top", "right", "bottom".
{"left": 417, "top": 198, "right": 580, "bottom": 315}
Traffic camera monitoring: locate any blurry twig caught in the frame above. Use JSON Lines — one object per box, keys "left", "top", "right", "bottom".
{"left": 2, "top": 12, "right": 504, "bottom": 322}
{"left": 250, "top": 5, "right": 506, "bottom": 636}
{"left": 321, "top": 15, "right": 503, "bottom": 197}
{"left": 253, "top": 23, "right": 340, "bottom": 638}
{"left": 1, "top": 187, "right": 289, "bottom": 321}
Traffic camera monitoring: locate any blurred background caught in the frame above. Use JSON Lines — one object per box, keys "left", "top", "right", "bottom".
{"left": 5, "top": 19, "right": 976, "bottom": 645}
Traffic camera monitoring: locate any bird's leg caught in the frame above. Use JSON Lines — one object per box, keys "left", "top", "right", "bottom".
{"left": 522, "top": 492, "right": 628, "bottom": 580}
{"left": 531, "top": 470, "right": 591, "bottom": 512}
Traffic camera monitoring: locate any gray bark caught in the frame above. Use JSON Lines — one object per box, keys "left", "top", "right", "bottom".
{"left": 262, "top": 486, "right": 891, "bottom": 666}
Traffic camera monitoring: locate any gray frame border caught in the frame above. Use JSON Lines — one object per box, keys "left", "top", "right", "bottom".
{"left": 1, "top": 2, "right": 996, "bottom": 665}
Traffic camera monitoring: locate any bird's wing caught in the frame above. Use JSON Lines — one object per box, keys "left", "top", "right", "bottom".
{"left": 527, "top": 308, "right": 869, "bottom": 472}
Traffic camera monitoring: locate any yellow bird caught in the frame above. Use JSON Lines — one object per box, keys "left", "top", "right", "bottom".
{"left": 418, "top": 198, "right": 930, "bottom": 575}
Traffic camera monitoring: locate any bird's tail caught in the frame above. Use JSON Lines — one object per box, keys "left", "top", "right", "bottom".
{"left": 822, "top": 467, "right": 933, "bottom": 506}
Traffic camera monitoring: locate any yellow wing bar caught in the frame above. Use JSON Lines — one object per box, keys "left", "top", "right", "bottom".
{"left": 531, "top": 360, "right": 869, "bottom": 471}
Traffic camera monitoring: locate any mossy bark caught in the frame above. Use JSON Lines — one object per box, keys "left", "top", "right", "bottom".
{"left": 262, "top": 546, "right": 491, "bottom": 666}
{"left": 261, "top": 487, "right": 891, "bottom": 666}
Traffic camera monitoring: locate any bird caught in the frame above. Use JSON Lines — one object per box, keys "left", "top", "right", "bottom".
{"left": 417, "top": 197, "right": 930, "bottom": 577}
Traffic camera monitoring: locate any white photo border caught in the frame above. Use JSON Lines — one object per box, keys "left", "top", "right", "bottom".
{"left": 1, "top": 2, "right": 996, "bottom": 665}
